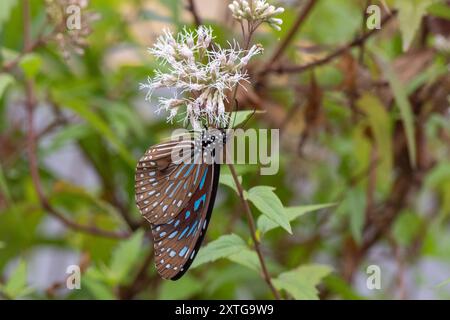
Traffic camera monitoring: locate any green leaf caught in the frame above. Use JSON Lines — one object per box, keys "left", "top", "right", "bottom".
{"left": 159, "top": 0, "right": 181, "bottom": 28}
{"left": 43, "top": 123, "right": 91, "bottom": 154}
{"left": 0, "top": 0, "right": 17, "bottom": 33}
{"left": 102, "top": 102, "right": 145, "bottom": 139}
{"left": 108, "top": 230, "right": 144, "bottom": 284}
{"left": 228, "top": 110, "right": 264, "bottom": 128}
{"left": 379, "top": 55, "right": 416, "bottom": 168}
{"left": 19, "top": 53, "right": 42, "bottom": 79}
{"left": 219, "top": 173, "right": 242, "bottom": 194}
{"left": 345, "top": 188, "right": 366, "bottom": 244}
{"left": 425, "top": 162, "right": 450, "bottom": 189}
{"left": 257, "top": 203, "right": 336, "bottom": 234}
{"left": 0, "top": 260, "right": 34, "bottom": 299}
{"left": 324, "top": 274, "right": 365, "bottom": 300}
{"left": 246, "top": 186, "right": 292, "bottom": 234}
{"left": 159, "top": 275, "right": 203, "bottom": 299}
{"left": 191, "top": 234, "right": 248, "bottom": 269}
{"left": 0, "top": 161, "right": 12, "bottom": 202}
{"left": 83, "top": 269, "right": 116, "bottom": 300}
{"left": 428, "top": 2, "right": 450, "bottom": 19}
{"left": 357, "top": 93, "right": 393, "bottom": 185}
{"left": 302, "top": 0, "right": 361, "bottom": 45}
{"left": 53, "top": 93, "right": 135, "bottom": 167}
{"left": 395, "top": 0, "right": 437, "bottom": 51}
{"left": 273, "top": 264, "right": 332, "bottom": 300}
{"left": 407, "top": 58, "right": 448, "bottom": 94}
{"left": 0, "top": 73, "right": 14, "bottom": 99}
{"left": 228, "top": 248, "right": 261, "bottom": 272}
{"left": 393, "top": 211, "right": 422, "bottom": 246}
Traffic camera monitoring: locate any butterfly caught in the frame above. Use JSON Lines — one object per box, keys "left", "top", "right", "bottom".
{"left": 135, "top": 129, "right": 226, "bottom": 280}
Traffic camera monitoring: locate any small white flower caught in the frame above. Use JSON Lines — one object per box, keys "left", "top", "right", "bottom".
{"left": 140, "top": 27, "right": 262, "bottom": 128}
{"left": 228, "top": 0, "right": 284, "bottom": 30}
{"left": 434, "top": 35, "right": 450, "bottom": 54}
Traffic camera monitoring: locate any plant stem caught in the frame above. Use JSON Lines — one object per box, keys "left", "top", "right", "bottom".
{"left": 259, "top": 0, "right": 319, "bottom": 77}
{"left": 22, "top": 0, "right": 129, "bottom": 240}
{"left": 187, "top": 0, "right": 202, "bottom": 27}
{"left": 268, "top": 11, "right": 397, "bottom": 74}
{"left": 227, "top": 162, "right": 281, "bottom": 300}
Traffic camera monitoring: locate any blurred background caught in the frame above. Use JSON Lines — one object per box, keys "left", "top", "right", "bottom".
{"left": 0, "top": 0, "right": 449, "bottom": 300}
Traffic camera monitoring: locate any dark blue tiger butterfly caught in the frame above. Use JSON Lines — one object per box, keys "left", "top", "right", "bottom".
{"left": 135, "top": 129, "right": 226, "bottom": 280}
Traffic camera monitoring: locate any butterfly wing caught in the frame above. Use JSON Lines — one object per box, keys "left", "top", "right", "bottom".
{"left": 135, "top": 139, "right": 205, "bottom": 225}
{"left": 151, "top": 163, "right": 220, "bottom": 280}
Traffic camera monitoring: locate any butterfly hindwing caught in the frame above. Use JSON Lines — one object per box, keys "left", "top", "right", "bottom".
{"left": 152, "top": 163, "right": 220, "bottom": 280}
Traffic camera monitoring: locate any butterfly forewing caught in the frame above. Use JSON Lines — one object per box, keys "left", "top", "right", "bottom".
{"left": 135, "top": 139, "right": 203, "bottom": 225}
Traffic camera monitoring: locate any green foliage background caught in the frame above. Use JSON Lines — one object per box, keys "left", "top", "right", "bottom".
{"left": 0, "top": 0, "right": 449, "bottom": 300}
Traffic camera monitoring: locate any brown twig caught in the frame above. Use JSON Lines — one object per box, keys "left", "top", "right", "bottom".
{"left": 259, "top": 0, "right": 319, "bottom": 76}
{"left": 187, "top": 0, "right": 202, "bottom": 27}
{"left": 267, "top": 11, "right": 397, "bottom": 74}
{"left": 22, "top": 0, "right": 129, "bottom": 240}
{"left": 227, "top": 162, "right": 281, "bottom": 300}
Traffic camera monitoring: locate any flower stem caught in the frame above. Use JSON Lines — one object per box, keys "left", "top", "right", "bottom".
{"left": 227, "top": 162, "right": 282, "bottom": 300}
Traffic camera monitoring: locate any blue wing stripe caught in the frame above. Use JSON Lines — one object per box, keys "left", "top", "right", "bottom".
{"left": 194, "top": 194, "right": 207, "bottom": 211}
{"left": 178, "top": 226, "right": 189, "bottom": 240}
{"left": 183, "top": 164, "right": 195, "bottom": 178}
{"left": 175, "top": 164, "right": 187, "bottom": 178}
{"left": 169, "top": 180, "right": 182, "bottom": 198}
{"left": 199, "top": 167, "right": 208, "bottom": 190}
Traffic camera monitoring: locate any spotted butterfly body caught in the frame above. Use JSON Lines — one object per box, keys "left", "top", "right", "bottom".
{"left": 135, "top": 129, "right": 225, "bottom": 280}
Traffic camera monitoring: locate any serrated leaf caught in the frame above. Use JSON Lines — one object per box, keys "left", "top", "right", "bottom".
{"left": 395, "top": 0, "right": 437, "bottom": 51}
{"left": 257, "top": 203, "right": 336, "bottom": 234}
{"left": 273, "top": 264, "right": 332, "bottom": 300}
{"left": 19, "top": 53, "right": 42, "bottom": 79}
{"left": 0, "top": 73, "right": 14, "bottom": 99}
{"left": 379, "top": 55, "right": 416, "bottom": 168}
{"left": 219, "top": 173, "right": 241, "bottom": 194}
{"left": 246, "top": 186, "right": 292, "bottom": 234}
{"left": 191, "top": 234, "right": 248, "bottom": 269}
{"left": 1, "top": 260, "right": 34, "bottom": 299}
{"left": 108, "top": 230, "right": 144, "bottom": 283}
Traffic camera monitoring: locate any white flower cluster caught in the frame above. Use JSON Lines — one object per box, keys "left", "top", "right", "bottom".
{"left": 228, "top": 0, "right": 284, "bottom": 30}
{"left": 140, "top": 26, "right": 262, "bottom": 129}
